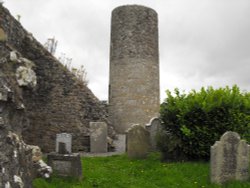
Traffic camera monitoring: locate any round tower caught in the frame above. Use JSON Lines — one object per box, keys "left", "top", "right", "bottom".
{"left": 109, "top": 5, "right": 160, "bottom": 133}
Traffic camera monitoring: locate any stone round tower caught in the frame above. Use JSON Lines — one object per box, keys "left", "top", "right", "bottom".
{"left": 109, "top": 5, "right": 160, "bottom": 133}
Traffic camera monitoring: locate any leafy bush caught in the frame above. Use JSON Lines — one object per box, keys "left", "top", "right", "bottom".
{"left": 158, "top": 85, "right": 250, "bottom": 161}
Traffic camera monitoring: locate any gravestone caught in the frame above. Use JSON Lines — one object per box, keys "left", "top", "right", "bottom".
{"left": 47, "top": 133, "right": 82, "bottom": 180}
{"left": 126, "top": 124, "right": 150, "bottom": 159}
{"left": 145, "top": 117, "right": 161, "bottom": 150}
{"left": 90, "top": 122, "right": 108, "bottom": 153}
{"left": 56, "top": 133, "right": 72, "bottom": 154}
{"left": 210, "top": 131, "right": 250, "bottom": 184}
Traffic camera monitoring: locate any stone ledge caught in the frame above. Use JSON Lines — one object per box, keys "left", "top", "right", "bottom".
{"left": 47, "top": 152, "right": 83, "bottom": 180}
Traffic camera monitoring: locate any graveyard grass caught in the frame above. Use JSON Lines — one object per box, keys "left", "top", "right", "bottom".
{"left": 33, "top": 153, "right": 250, "bottom": 188}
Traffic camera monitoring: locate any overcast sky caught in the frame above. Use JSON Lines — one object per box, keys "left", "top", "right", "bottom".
{"left": 4, "top": 0, "right": 250, "bottom": 101}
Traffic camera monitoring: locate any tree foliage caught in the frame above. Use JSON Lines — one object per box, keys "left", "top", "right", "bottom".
{"left": 158, "top": 85, "right": 250, "bottom": 161}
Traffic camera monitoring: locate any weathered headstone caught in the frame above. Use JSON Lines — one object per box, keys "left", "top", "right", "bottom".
{"left": 90, "top": 122, "right": 108, "bottom": 153}
{"left": 210, "top": 131, "right": 250, "bottom": 184}
{"left": 146, "top": 117, "right": 161, "bottom": 150}
{"left": 56, "top": 133, "right": 72, "bottom": 154}
{"left": 126, "top": 124, "right": 150, "bottom": 159}
{"left": 47, "top": 133, "right": 82, "bottom": 179}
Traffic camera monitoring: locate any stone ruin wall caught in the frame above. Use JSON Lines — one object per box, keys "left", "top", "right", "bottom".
{"left": 109, "top": 5, "right": 160, "bottom": 133}
{"left": 0, "top": 64, "right": 34, "bottom": 187}
{"left": 1, "top": 6, "right": 36, "bottom": 186}
{"left": 0, "top": 5, "right": 116, "bottom": 153}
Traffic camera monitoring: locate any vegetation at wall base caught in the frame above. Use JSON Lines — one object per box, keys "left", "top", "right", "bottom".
{"left": 33, "top": 153, "right": 250, "bottom": 188}
{"left": 158, "top": 85, "right": 250, "bottom": 161}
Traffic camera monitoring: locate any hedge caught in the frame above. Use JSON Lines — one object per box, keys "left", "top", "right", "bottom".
{"left": 158, "top": 85, "right": 250, "bottom": 161}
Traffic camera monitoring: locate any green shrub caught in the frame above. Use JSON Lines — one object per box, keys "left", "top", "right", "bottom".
{"left": 159, "top": 85, "right": 250, "bottom": 161}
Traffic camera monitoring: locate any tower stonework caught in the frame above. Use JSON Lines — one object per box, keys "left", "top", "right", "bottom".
{"left": 109, "top": 5, "right": 160, "bottom": 133}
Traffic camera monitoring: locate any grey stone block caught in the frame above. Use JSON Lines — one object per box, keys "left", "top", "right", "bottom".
{"left": 47, "top": 152, "right": 82, "bottom": 180}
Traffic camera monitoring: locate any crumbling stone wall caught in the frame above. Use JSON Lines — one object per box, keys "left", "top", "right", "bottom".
{"left": 0, "top": 5, "right": 115, "bottom": 153}
{"left": 1, "top": 5, "right": 52, "bottom": 186}
{"left": 0, "top": 26, "right": 33, "bottom": 187}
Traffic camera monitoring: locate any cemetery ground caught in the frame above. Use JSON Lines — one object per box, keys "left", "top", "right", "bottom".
{"left": 33, "top": 153, "right": 250, "bottom": 188}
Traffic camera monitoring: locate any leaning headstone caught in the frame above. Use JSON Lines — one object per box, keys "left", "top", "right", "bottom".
{"left": 90, "top": 122, "right": 108, "bottom": 153}
{"left": 47, "top": 133, "right": 82, "bottom": 180}
{"left": 56, "top": 133, "right": 72, "bottom": 154}
{"left": 145, "top": 117, "right": 161, "bottom": 151}
{"left": 126, "top": 124, "right": 150, "bottom": 159}
{"left": 210, "top": 131, "right": 250, "bottom": 184}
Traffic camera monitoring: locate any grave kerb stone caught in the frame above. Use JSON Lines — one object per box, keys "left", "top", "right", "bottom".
{"left": 47, "top": 152, "right": 82, "bottom": 180}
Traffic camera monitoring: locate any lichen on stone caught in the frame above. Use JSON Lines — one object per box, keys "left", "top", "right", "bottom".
{"left": 0, "top": 91, "right": 8, "bottom": 101}
{"left": 16, "top": 66, "right": 37, "bottom": 88}
{"left": 5, "top": 182, "right": 10, "bottom": 188}
{"left": 10, "top": 51, "right": 18, "bottom": 62}
{"left": 0, "top": 28, "right": 7, "bottom": 41}
{"left": 19, "top": 57, "right": 35, "bottom": 68}
{"left": 14, "top": 175, "right": 24, "bottom": 188}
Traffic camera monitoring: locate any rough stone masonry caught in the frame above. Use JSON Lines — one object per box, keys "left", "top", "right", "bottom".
{"left": 109, "top": 5, "right": 160, "bottom": 133}
{"left": 0, "top": 4, "right": 52, "bottom": 187}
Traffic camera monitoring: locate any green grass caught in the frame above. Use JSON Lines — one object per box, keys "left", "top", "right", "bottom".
{"left": 33, "top": 153, "right": 250, "bottom": 188}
